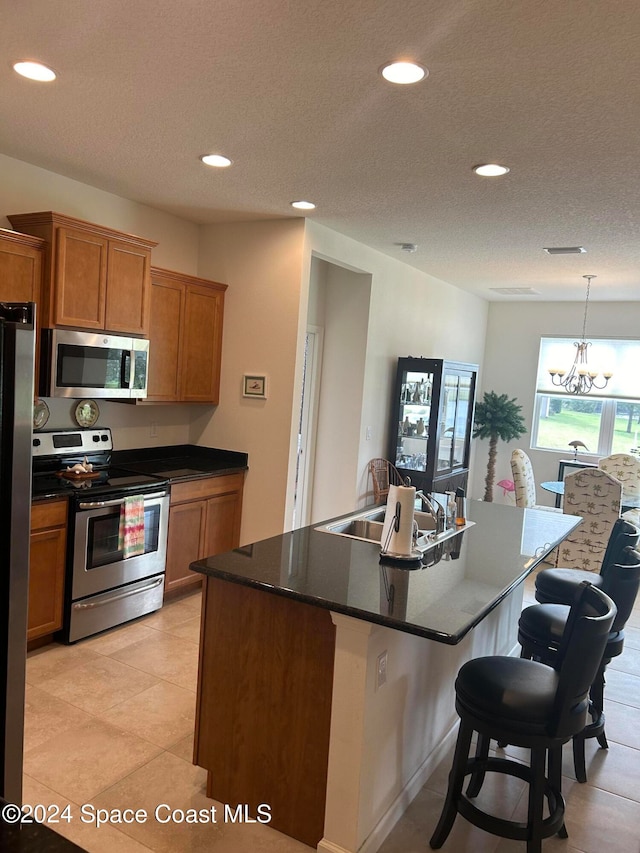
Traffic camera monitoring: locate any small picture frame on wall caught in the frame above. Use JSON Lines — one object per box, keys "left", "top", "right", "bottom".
{"left": 243, "top": 374, "right": 267, "bottom": 399}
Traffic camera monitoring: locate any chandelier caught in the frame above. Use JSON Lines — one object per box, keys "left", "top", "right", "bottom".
{"left": 548, "top": 275, "right": 612, "bottom": 395}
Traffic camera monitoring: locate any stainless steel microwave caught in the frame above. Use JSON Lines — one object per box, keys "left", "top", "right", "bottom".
{"left": 40, "top": 328, "right": 149, "bottom": 399}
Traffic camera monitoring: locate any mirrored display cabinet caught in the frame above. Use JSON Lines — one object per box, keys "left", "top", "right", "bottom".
{"left": 388, "top": 357, "right": 478, "bottom": 495}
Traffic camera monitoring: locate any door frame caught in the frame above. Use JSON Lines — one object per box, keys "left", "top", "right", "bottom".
{"left": 293, "top": 325, "right": 324, "bottom": 528}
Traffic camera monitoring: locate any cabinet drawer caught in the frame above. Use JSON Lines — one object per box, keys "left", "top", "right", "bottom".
{"left": 31, "top": 498, "right": 68, "bottom": 530}
{"left": 170, "top": 473, "right": 244, "bottom": 505}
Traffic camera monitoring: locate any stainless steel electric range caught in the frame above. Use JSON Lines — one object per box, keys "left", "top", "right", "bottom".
{"left": 32, "top": 428, "right": 169, "bottom": 643}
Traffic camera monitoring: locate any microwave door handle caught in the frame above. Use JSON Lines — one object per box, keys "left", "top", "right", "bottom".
{"left": 120, "top": 350, "right": 132, "bottom": 389}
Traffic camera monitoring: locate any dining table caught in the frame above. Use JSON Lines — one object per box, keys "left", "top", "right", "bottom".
{"left": 541, "top": 479, "right": 640, "bottom": 511}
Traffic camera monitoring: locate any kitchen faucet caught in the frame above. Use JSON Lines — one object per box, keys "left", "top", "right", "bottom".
{"left": 415, "top": 491, "right": 447, "bottom": 534}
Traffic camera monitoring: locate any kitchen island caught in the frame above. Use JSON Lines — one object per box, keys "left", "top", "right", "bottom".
{"left": 191, "top": 501, "right": 579, "bottom": 852}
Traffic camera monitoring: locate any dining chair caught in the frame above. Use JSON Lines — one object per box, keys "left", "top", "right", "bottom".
{"left": 368, "top": 458, "right": 405, "bottom": 503}
{"left": 510, "top": 449, "right": 560, "bottom": 512}
{"left": 557, "top": 468, "right": 622, "bottom": 570}
{"left": 598, "top": 453, "right": 640, "bottom": 527}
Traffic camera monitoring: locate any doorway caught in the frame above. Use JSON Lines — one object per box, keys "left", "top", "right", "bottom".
{"left": 292, "top": 256, "right": 372, "bottom": 528}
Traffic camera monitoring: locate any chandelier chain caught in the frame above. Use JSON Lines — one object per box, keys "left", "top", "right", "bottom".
{"left": 581, "top": 274, "right": 595, "bottom": 340}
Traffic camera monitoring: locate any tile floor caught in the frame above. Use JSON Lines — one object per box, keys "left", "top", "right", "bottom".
{"left": 22, "top": 575, "right": 640, "bottom": 853}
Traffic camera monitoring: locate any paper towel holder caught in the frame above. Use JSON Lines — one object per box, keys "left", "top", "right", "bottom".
{"left": 380, "top": 499, "right": 423, "bottom": 565}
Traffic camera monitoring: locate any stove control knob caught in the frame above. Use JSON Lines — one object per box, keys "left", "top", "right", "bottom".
{"left": 33, "top": 438, "right": 41, "bottom": 447}
{"left": 92, "top": 435, "right": 100, "bottom": 442}
{"left": 101, "top": 434, "right": 108, "bottom": 441}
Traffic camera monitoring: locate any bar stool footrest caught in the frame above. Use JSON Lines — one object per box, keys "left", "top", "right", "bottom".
{"left": 458, "top": 756, "right": 566, "bottom": 842}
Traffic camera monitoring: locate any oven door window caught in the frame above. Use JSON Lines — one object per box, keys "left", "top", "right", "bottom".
{"left": 86, "top": 503, "right": 161, "bottom": 569}
{"left": 56, "top": 343, "right": 129, "bottom": 390}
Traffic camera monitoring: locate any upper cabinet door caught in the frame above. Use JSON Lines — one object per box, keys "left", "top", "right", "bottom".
{"left": 146, "top": 275, "right": 185, "bottom": 401}
{"left": 0, "top": 231, "right": 43, "bottom": 304}
{"left": 181, "top": 283, "right": 225, "bottom": 403}
{"left": 55, "top": 227, "right": 108, "bottom": 329}
{"left": 105, "top": 239, "right": 152, "bottom": 336}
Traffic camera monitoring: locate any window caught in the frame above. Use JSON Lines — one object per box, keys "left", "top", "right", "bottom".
{"left": 532, "top": 337, "right": 640, "bottom": 457}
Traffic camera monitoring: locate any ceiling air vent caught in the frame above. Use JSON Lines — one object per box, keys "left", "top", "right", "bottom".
{"left": 543, "top": 247, "right": 586, "bottom": 254}
{"left": 489, "top": 287, "right": 540, "bottom": 295}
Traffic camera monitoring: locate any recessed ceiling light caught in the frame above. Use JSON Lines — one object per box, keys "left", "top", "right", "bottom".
{"left": 13, "top": 61, "right": 56, "bottom": 82}
{"left": 291, "top": 201, "right": 316, "bottom": 210}
{"left": 380, "top": 61, "right": 427, "bottom": 85}
{"left": 543, "top": 246, "right": 586, "bottom": 255}
{"left": 473, "top": 163, "right": 510, "bottom": 177}
{"left": 200, "top": 154, "right": 233, "bottom": 168}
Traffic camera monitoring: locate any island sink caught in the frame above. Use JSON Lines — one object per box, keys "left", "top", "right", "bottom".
{"left": 315, "top": 505, "right": 448, "bottom": 551}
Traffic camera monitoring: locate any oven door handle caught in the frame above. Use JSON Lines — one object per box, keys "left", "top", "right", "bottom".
{"left": 77, "top": 491, "right": 168, "bottom": 509}
{"left": 72, "top": 576, "right": 164, "bottom": 609}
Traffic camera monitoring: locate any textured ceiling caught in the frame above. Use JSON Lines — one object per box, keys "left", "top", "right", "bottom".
{"left": 2, "top": 0, "right": 640, "bottom": 301}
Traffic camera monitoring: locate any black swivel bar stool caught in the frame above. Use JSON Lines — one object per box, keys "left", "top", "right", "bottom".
{"left": 519, "top": 545, "right": 640, "bottom": 783}
{"left": 430, "top": 582, "right": 615, "bottom": 853}
{"left": 534, "top": 517, "right": 638, "bottom": 605}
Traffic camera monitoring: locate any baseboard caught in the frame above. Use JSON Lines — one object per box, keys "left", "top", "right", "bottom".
{"left": 316, "top": 718, "right": 459, "bottom": 853}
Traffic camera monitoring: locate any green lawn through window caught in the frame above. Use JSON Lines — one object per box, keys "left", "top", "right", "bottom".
{"left": 537, "top": 410, "right": 640, "bottom": 454}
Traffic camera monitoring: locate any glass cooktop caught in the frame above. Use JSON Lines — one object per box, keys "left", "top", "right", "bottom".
{"left": 32, "top": 467, "right": 168, "bottom": 499}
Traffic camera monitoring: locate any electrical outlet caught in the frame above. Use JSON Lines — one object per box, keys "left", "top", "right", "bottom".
{"left": 150, "top": 422, "right": 158, "bottom": 437}
{"left": 365, "top": 426, "right": 373, "bottom": 441}
{"left": 376, "top": 650, "right": 387, "bottom": 689}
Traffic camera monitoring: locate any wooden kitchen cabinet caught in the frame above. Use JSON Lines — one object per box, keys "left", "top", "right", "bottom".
{"left": 147, "top": 267, "right": 227, "bottom": 404}
{"left": 0, "top": 229, "right": 44, "bottom": 393}
{"left": 0, "top": 228, "right": 43, "bottom": 304}
{"left": 28, "top": 499, "right": 67, "bottom": 642}
{"left": 7, "top": 211, "right": 157, "bottom": 336}
{"left": 164, "top": 473, "right": 244, "bottom": 594}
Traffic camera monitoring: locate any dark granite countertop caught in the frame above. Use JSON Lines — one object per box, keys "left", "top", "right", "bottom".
{"left": 112, "top": 444, "right": 248, "bottom": 482}
{"left": 191, "top": 501, "right": 580, "bottom": 644}
{"left": 0, "top": 801, "right": 85, "bottom": 852}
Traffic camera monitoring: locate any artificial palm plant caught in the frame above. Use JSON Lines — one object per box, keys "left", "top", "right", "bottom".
{"left": 473, "top": 391, "right": 527, "bottom": 502}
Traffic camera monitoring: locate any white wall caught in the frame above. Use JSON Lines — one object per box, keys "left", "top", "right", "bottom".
{"left": 0, "top": 153, "right": 199, "bottom": 273}
{"left": 193, "top": 217, "right": 489, "bottom": 543}
{"left": 477, "top": 300, "right": 640, "bottom": 504}
{"left": 192, "top": 218, "right": 306, "bottom": 545}
{"left": 0, "top": 151, "right": 202, "bottom": 449}
{"left": 304, "top": 222, "right": 489, "bottom": 512}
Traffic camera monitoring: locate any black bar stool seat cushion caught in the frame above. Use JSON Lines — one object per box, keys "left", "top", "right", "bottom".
{"left": 456, "top": 657, "right": 560, "bottom": 737}
{"left": 535, "top": 568, "right": 604, "bottom": 604}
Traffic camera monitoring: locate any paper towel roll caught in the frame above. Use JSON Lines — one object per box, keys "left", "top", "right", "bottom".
{"left": 381, "top": 484, "right": 416, "bottom": 556}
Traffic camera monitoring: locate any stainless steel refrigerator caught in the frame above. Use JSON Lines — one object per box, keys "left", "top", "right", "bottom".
{"left": 0, "top": 302, "right": 35, "bottom": 804}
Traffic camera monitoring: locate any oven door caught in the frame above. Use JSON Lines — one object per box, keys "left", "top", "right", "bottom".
{"left": 72, "top": 491, "right": 168, "bottom": 600}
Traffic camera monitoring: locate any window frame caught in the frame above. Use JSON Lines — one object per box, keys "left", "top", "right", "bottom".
{"left": 531, "top": 394, "right": 640, "bottom": 457}
{"left": 532, "top": 336, "right": 640, "bottom": 458}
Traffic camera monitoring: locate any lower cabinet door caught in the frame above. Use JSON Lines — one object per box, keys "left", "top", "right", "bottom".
{"left": 165, "top": 500, "right": 206, "bottom": 593}
{"left": 203, "top": 492, "right": 243, "bottom": 557}
{"left": 164, "top": 474, "right": 245, "bottom": 597}
{"left": 28, "top": 506, "right": 67, "bottom": 641}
